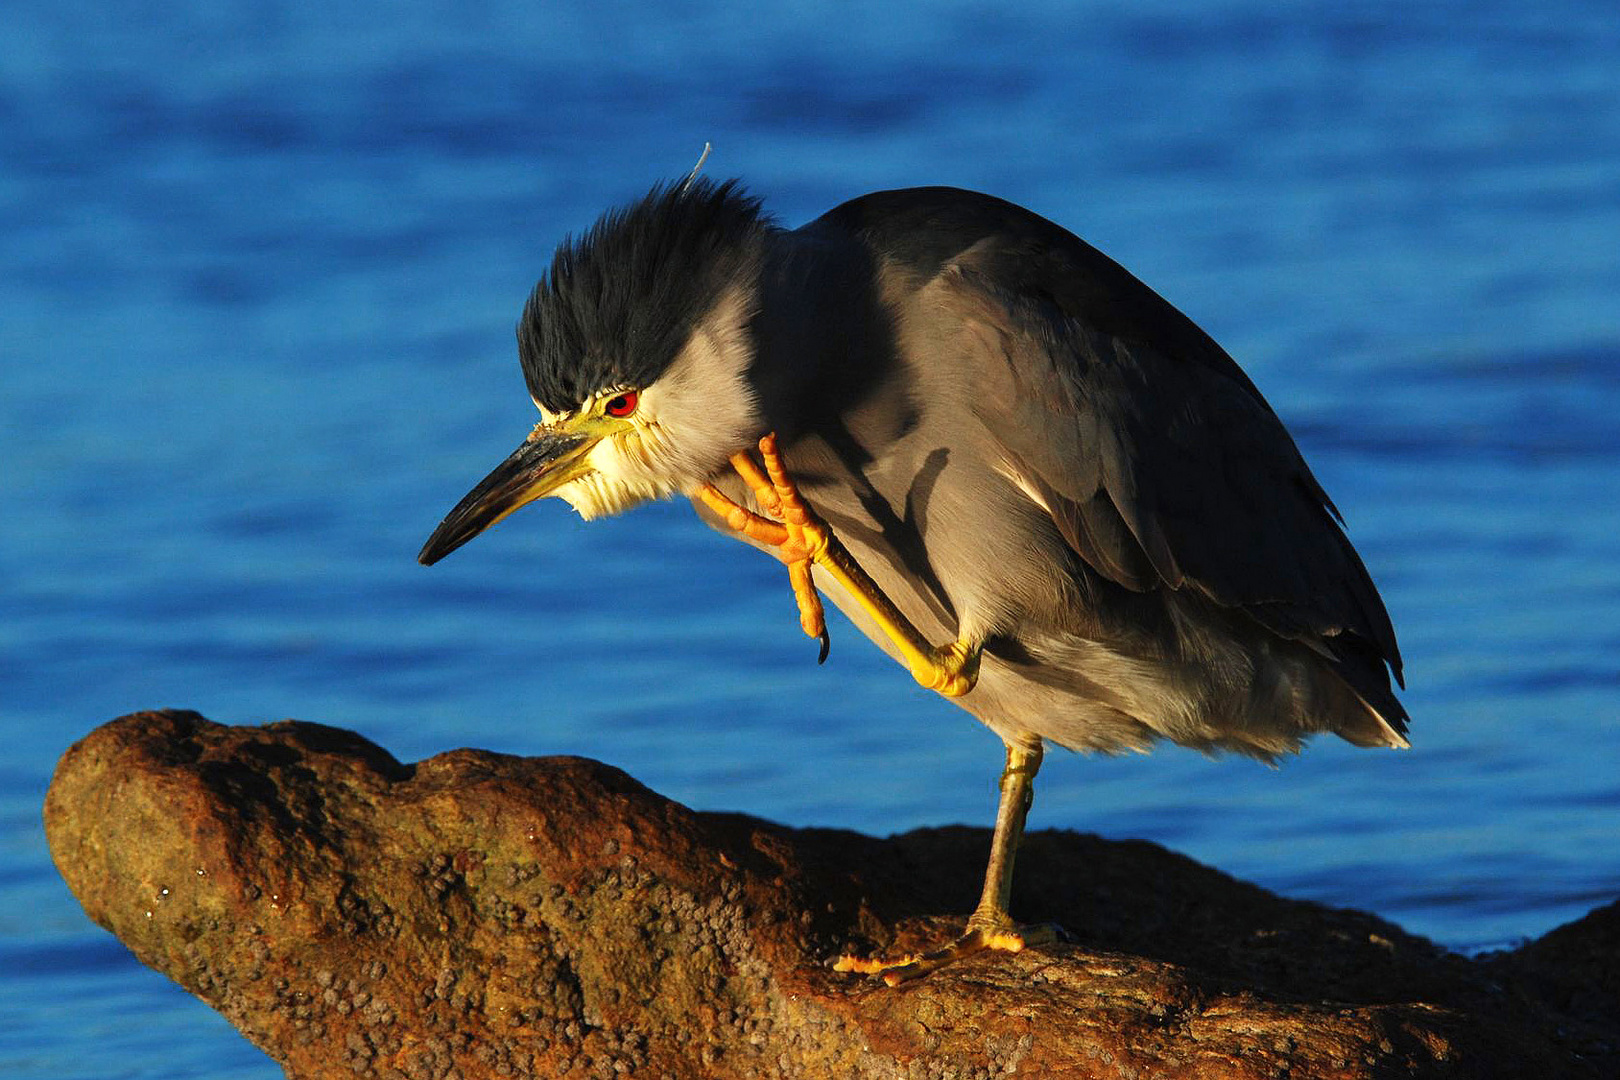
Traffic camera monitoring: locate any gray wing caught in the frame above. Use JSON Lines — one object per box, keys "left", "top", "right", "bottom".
{"left": 940, "top": 237, "right": 1406, "bottom": 725}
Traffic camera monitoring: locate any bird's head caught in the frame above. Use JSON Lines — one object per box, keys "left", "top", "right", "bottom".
{"left": 419, "top": 179, "right": 772, "bottom": 565}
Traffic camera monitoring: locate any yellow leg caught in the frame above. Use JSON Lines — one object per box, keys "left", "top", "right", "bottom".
{"left": 698, "top": 433, "right": 979, "bottom": 697}
{"left": 834, "top": 743, "right": 1054, "bottom": 985}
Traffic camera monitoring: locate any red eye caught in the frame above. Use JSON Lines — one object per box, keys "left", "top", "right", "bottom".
{"left": 604, "top": 391, "right": 639, "bottom": 418}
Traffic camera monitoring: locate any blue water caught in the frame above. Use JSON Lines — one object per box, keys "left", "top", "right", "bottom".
{"left": 4, "top": 1, "right": 1618, "bottom": 1075}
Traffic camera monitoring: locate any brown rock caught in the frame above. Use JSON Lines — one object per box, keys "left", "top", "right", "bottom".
{"left": 45, "top": 710, "right": 1615, "bottom": 1079}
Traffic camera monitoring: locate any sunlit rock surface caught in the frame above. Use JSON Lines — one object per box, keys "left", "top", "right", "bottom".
{"left": 46, "top": 711, "right": 1615, "bottom": 1079}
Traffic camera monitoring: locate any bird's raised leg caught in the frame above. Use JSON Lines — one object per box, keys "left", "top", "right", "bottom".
{"left": 834, "top": 743, "right": 1057, "bottom": 985}
{"left": 697, "top": 433, "right": 980, "bottom": 696}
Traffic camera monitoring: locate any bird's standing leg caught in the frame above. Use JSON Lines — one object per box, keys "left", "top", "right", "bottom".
{"left": 696, "top": 434, "right": 980, "bottom": 696}
{"left": 699, "top": 435, "right": 1051, "bottom": 983}
{"left": 833, "top": 742, "right": 1056, "bottom": 985}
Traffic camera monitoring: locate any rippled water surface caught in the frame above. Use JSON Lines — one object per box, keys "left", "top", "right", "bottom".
{"left": 4, "top": 1, "right": 1618, "bottom": 1075}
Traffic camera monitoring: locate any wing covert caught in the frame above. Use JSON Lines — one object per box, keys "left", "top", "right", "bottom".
{"left": 943, "top": 239, "right": 1404, "bottom": 691}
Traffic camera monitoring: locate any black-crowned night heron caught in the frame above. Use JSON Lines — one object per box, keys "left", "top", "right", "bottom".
{"left": 419, "top": 178, "right": 1408, "bottom": 983}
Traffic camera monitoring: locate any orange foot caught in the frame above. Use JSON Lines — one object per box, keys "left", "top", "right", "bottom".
{"left": 834, "top": 919, "right": 1059, "bottom": 987}
{"left": 697, "top": 433, "right": 834, "bottom": 661}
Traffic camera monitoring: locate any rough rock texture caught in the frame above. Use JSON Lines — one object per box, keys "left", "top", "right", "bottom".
{"left": 45, "top": 710, "right": 1616, "bottom": 1079}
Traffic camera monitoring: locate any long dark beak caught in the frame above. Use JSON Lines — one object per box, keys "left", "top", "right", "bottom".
{"left": 418, "top": 430, "right": 594, "bottom": 565}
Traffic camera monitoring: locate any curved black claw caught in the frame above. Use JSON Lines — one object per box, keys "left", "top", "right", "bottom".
{"left": 816, "top": 628, "right": 831, "bottom": 665}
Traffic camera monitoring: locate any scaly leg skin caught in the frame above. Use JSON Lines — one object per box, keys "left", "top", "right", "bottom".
{"left": 697, "top": 433, "right": 980, "bottom": 695}
{"left": 834, "top": 744, "right": 1057, "bottom": 985}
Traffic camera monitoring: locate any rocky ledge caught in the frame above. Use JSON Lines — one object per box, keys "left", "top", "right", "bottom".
{"left": 45, "top": 710, "right": 1616, "bottom": 1079}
